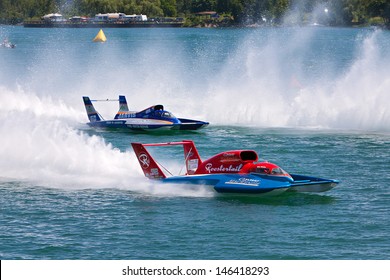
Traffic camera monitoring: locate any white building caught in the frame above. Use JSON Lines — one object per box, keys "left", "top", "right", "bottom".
{"left": 124, "top": 14, "right": 148, "bottom": 22}
{"left": 94, "top": 13, "right": 147, "bottom": 22}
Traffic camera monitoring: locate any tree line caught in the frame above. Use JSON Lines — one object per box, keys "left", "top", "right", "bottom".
{"left": 0, "top": 0, "right": 389, "bottom": 27}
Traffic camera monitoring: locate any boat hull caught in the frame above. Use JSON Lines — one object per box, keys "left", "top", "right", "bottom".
{"left": 87, "top": 119, "right": 208, "bottom": 131}
{"left": 287, "top": 174, "right": 339, "bottom": 192}
{"left": 160, "top": 173, "right": 338, "bottom": 196}
{"left": 163, "top": 173, "right": 291, "bottom": 196}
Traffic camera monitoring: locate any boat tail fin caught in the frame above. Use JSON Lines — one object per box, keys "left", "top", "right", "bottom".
{"left": 82, "top": 96, "right": 101, "bottom": 122}
{"left": 114, "top": 95, "right": 129, "bottom": 119}
{"left": 119, "top": 95, "right": 129, "bottom": 112}
{"left": 131, "top": 143, "right": 167, "bottom": 179}
{"left": 182, "top": 140, "right": 202, "bottom": 174}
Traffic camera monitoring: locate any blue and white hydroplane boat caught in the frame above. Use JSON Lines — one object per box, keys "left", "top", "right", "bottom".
{"left": 83, "top": 96, "right": 209, "bottom": 131}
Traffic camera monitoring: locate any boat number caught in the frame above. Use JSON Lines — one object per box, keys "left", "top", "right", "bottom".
{"left": 138, "top": 153, "right": 150, "bottom": 169}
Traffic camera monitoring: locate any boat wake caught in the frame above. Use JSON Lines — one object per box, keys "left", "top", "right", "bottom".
{"left": 0, "top": 88, "right": 137, "bottom": 189}
{"left": 0, "top": 87, "right": 216, "bottom": 197}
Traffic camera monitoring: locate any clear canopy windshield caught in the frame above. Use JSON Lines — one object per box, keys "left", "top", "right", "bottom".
{"left": 151, "top": 110, "right": 176, "bottom": 119}
{"left": 162, "top": 111, "right": 175, "bottom": 118}
{"left": 255, "top": 166, "right": 289, "bottom": 176}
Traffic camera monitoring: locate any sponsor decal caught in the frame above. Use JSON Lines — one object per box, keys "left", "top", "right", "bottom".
{"left": 138, "top": 153, "right": 150, "bottom": 169}
{"left": 205, "top": 163, "right": 243, "bottom": 173}
{"left": 146, "top": 168, "right": 162, "bottom": 178}
{"left": 150, "top": 168, "right": 160, "bottom": 176}
{"left": 226, "top": 178, "right": 260, "bottom": 186}
{"left": 127, "top": 124, "right": 149, "bottom": 128}
{"left": 220, "top": 152, "right": 240, "bottom": 162}
{"left": 86, "top": 105, "right": 95, "bottom": 114}
{"left": 120, "top": 113, "right": 136, "bottom": 118}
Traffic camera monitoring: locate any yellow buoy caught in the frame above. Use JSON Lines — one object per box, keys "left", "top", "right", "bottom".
{"left": 93, "top": 29, "right": 107, "bottom": 42}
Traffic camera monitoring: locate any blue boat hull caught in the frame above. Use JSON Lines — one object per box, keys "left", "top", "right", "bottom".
{"left": 164, "top": 174, "right": 286, "bottom": 196}
{"left": 87, "top": 119, "right": 209, "bottom": 131}
{"left": 161, "top": 173, "right": 338, "bottom": 196}
{"left": 288, "top": 174, "right": 339, "bottom": 192}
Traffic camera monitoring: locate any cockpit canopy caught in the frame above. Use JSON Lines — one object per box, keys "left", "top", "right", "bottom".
{"left": 147, "top": 105, "right": 176, "bottom": 119}
{"left": 252, "top": 162, "right": 291, "bottom": 177}
{"left": 152, "top": 110, "right": 176, "bottom": 119}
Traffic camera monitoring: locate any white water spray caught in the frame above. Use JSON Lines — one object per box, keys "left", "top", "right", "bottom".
{"left": 0, "top": 87, "right": 214, "bottom": 196}
{"left": 0, "top": 87, "right": 142, "bottom": 189}
{"left": 203, "top": 28, "right": 390, "bottom": 131}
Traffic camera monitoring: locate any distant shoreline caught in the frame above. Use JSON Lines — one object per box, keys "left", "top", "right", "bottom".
{"left": 22, "top": 20, "right": 184, "bottom": 28}
{"left": 1, "top": 21, "right": 389, "bottom": 30}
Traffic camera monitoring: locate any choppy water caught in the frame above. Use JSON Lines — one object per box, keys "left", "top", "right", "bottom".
{"left": 0, "top": 25, "right": 389, "bottom": 259}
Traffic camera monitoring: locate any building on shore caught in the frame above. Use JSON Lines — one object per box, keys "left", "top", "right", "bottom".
{"left": 24, "top": 13, "right": 183, "bottom": 28}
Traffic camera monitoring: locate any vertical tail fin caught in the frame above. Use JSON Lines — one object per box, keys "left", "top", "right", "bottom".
{"left": 82, "top": 96, "right": 101, "bottom": 122}
{"left": 115, "top": 95, "right": 129, "bottom": 119}
{"left": 182, "top": 140, "right": 202, "bottom": 175}
{"left": 131, "top": 143, "right": 166, "bottom": 179}
{"left": 119, "top": 95, "right": 129, "bottom": 112}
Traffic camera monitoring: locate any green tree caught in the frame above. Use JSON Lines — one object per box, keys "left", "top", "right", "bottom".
{"left": 263, "top": 0, "right": 288, "bottom": 23}
{"left": 365, "top": 0, "right": 390, "bottom": 24}
{"left": 138, "top": 0, "right": 164, "bottom": 16}
{"left": 0, "top": 0, "right": 389, "bottom": 27}
{"left": 176, "top": 0, "right": 192, "bottom": 15}
{"left": 191, "top": 0, "right": 216, "bottom": 13}
{"left": 230, "top": 0, "right": 244, "bottom": 23}
{"left": 161, "top": 0, "right": 177, "bottom": 16}
{"left": 384, "top": 3, "right": 390, "bottom": 26}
